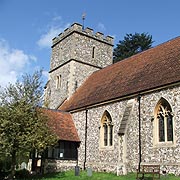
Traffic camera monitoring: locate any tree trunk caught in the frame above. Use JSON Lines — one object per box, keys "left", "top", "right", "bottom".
{"left": 8, "top": 150, "right": 16, "bottom": 180}
{"left": 41, "top": 151, "right": 46, "bottom": 175}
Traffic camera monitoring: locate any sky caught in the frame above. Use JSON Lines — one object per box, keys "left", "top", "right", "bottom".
{"left": 0, "top": 0, "right": 180, "bottom": 87}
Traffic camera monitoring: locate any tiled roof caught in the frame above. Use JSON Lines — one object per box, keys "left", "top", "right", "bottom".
{"left": 60, "top": 37, "right": 180, "bottom": 111}
{"left": 39, "top": 108, "right": 80, "bottom": 142}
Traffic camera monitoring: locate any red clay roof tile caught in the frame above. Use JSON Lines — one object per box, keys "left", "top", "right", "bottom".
{"left": 39, "top": 108, "right": 80, "bottom": 142}
{"left": 60, "top": 37, "right": 180, "bottom": 111}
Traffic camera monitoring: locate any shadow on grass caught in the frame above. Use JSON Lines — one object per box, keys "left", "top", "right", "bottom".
{"left": 28, "top": 171, "right": 66, "bottom": 179}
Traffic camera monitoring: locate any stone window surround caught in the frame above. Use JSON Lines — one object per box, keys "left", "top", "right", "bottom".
{"left": 153, "top": 97, "right": 176, "bottom": 148}
{"left": 99, "top": 110, "right": 114, "bottom": 150}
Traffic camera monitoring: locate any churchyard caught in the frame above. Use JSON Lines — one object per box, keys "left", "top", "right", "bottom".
{"left": 2, "top": 169, "right": 180, "bottom": 180}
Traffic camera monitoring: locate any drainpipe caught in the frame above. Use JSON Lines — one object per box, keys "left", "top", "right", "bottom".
{"left": 138, "top": 95, "right": 142, "bottom": 171}
{"left": 84, "top": 109, "right": 88, "bottom": 170}
{"left": 76, "top": 144, "right": 79, "bottom": 166}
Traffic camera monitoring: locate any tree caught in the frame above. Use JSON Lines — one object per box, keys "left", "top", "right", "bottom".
{"left": 0, "top": 71, "right": 57, "bottom": 179}
{"left": 113, "top": 32, "right": 154, "bottom": 63}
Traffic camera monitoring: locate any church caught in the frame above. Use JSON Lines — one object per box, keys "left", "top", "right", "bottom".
{"left": 40, "top": 23, "right": 180, "bottom": 175}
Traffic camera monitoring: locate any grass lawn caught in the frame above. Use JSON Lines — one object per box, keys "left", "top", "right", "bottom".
{"left": 19, "top": 170, "right": 180, "bottom": 180}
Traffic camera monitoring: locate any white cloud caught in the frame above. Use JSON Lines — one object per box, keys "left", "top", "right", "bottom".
{"left": 37, "top": 16, "right": 70, "bottom": 48}
{"left": 9, "top": 49, "right": 29, "bottom": 69}
{"left": 0, "top": 39, "right": 36, "bottom": 87}
{"left": 37, "top": 26, "right": 64, "bottom": 48}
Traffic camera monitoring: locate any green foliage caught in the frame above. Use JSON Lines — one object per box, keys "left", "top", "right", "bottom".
{"left": 0, "top": 70, "right": 58, "bottom": 178}
{"left": 113, "top": 32, "right": 154, "bottom": 63}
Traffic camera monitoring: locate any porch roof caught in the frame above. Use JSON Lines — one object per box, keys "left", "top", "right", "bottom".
{"left": 39, "top": 108, "right": 80, "bottom": 142}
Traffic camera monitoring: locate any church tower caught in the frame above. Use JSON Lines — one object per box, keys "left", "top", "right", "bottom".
{"left": 44, "top": 23, "right": 114, "bottom": 109}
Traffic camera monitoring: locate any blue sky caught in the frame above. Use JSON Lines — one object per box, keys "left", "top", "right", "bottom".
{"left": 0, "top": 0, "right": 180, "bottom": 87}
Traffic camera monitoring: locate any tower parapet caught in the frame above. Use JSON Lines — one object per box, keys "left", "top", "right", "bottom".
{"left": 52, "top": 23, "right": 114, "bottom": 47}
{"left": 46, "top": 22, "right": 114, "bottom": 109}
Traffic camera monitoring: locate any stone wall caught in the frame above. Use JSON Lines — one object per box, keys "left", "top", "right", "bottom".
{"left": 50, "top": 23, "right": 113, "bottom": 71}
{"left": 71, "top": 85, "right": 180, "bottom": 175}
{"left": 136, "top": 86, "right": 180, "bottom": 175}
{"left": 45, "top": 23, "right": 114, "bottom": 109}
{"left": 44, "top": 159, "right": 77, "bottom": 173}
{"left": 45, "top": 61, "right": 100, "bottom": 109}
{"left": 45, "top": 63, "right": 70, "bottom": 109}
{"left": 72, "top": 99, "right": 129, "bottom": 174}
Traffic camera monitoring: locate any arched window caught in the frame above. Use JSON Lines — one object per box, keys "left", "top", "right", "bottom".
{"left": 100, "top": 110, "right": 113, "bottom": 147}
{"left": 56, "top": 75, "right": 61, "bottom": 89}
{"left": 154, "top": 98, "right": 174, "bottom": 145}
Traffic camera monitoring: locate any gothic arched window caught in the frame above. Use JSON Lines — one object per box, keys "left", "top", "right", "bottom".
{"left": 100, "top": 110, "right": 113, "bottom": 147}
{"left": 154, "top": 98, "right": 174, "bottom": 145}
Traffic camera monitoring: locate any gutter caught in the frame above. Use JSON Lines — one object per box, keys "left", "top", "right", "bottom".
{"left": 68, "top": 81, "right": 180, "bottom": 113}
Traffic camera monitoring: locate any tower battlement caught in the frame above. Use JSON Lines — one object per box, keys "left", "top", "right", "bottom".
{"left": 46, "top": 22, "right": 114, "bottom": 109}
{"left": 52, "top": 23, "right": 114, "bottom": 46}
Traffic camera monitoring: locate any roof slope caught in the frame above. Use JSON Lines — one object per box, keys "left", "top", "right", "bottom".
{"left": 40, "top": 108, "right": 80, "bottom": 142}
{"left": 60, "top": 37, "right": 180, "bottom": 111}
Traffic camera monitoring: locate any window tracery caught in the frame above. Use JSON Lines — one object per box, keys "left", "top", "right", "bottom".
{"left": 100, "top": 110, "right": 113, "bottom": 147}
{"left": 154, "top": 98, "right": 174, "bottom": 146}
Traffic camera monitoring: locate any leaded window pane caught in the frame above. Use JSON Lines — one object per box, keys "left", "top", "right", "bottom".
{"left": 159, "top": 114, "right": 165, "bottom": 142}
{"left": 156, "top": 98, "right": 174, "bottom": 144}
{"left": 104, "top": 124, "right": 108, "bottom": 146}
{"left": 167, "top": 113, "right": 173, "bottom": 141}
{"left": 101, "top": 111, "right": 113, "bottom": 147}
{"left": 109, "top": 125, "right": 113, "bottom": 146}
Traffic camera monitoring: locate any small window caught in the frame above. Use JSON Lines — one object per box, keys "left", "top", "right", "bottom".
{"left": 100, "top": 110, "right": 113, "bottom": 148}
{"left": 56, "top": 75, "right": 61, "bottom": 89}
{"left": 92, "top": 47, "right": 95, "bottom": 58}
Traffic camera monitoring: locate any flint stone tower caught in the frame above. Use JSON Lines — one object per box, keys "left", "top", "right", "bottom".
{"left": 44, "top": 23, "right": 114, "bottom": 109}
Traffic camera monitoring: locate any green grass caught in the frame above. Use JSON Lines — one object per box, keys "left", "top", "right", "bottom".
{"left": 25, "top": 171, "right": 135, "bottom": 180}
{"left": 17, "top": 170, "right": 180, "bottom": 180}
